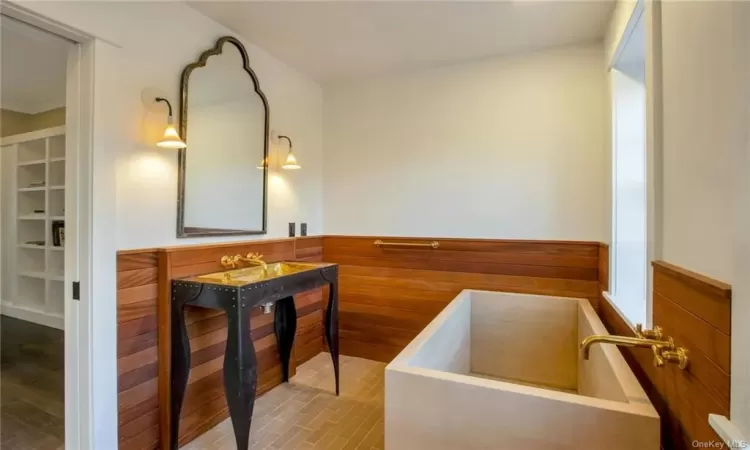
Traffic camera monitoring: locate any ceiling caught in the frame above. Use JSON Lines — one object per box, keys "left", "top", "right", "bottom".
{"left": 1, "top": 15, "right": 72, "bottom": 114}
{"left": 189, "top": 1, "right": 616, "bottom": 84}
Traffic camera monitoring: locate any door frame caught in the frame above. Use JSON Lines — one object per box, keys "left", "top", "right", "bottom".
{"left": 0, "top": 4, "right": 96, "bottom": 449}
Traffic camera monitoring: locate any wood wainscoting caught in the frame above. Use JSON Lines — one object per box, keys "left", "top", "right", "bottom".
{"left": 116, "top": 237, "right": 324, "bottom": 450}
{"left": 322, "top": 236, "right": 601, "bottom": 363}
{"left": 598, "top": 248, "right": 731, "bottom": 449}
{"left": 118, "top": 235, "right": 731, "bottom": 450}
{"left": 117, "top": 250, "right": 161, "bottom": 450}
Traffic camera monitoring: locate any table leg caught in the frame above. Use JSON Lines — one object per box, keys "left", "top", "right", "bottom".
{"left": 223, "top": 303, "right": 257, "bottom": 450}
{"left": 170, "top": 301, "right": 191, "bottom": 450}
{"left": 274, "top": 296, "right": 297, "bottom": 383}
{"left": 324, "top": 281, "right": 340, "bottom": 395}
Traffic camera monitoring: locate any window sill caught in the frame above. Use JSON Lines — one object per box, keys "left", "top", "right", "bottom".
{"left": 709, "top": 414, "right": 748, "bottom": 448}
{"left": 602, "top": 291, "right": 638, "bottom": 333}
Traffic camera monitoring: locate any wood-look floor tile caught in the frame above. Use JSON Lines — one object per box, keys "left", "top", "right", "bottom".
{"left": 182, "top": 353, "right": 385, "bottom": 450}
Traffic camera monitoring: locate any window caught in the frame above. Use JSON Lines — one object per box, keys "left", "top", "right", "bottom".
{"left": 609, "top": 67, "right": 647, "bottom": 326}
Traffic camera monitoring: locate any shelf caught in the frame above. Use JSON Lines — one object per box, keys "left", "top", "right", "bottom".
{"left": 18, "top": 159, "right": 46, "bottom": 167}
{"left": 18, "top": 271, "right": 64, "bottom": 282}
{"left": 18, "top": 244, "right": 46, "bottom": 250}
{"left": 19, "top": 271, "right": 47, "bottom": 280}
{"left": 9, "top": 126, "right": 67, "bottom": 330}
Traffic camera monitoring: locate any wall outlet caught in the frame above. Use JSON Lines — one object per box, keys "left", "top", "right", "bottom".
{"left": 288, "top": 222, "right": 296, "bottom": 237}
{"left": 301, "top": 223, "right": 307, "bottom": 236}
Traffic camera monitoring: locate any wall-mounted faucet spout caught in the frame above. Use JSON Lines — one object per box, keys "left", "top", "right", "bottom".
{"left": 580, "top": 334, "right": 673, "bottom": 360}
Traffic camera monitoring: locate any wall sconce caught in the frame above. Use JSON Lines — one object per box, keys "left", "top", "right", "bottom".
{"left": 279, "top": 135, "right": 301, "bottom": 170}
{"left": 154, "top": 97, "right": 187, "bottom": 149}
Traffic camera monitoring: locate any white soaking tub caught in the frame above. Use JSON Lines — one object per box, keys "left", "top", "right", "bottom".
{"left": 385, "top": 290, "right": 659, "bottom": 450}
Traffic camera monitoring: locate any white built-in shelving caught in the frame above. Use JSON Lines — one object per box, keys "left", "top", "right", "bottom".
{"left": 1, "top": 126, "right": 66, "bottom": 329}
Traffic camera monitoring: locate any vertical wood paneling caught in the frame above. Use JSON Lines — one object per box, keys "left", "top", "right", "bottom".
{"left": 323, "top": 236, "right": 601, "bottom": 362}
{"left": 597, "top": 246, "right": 731, "bottom": 450}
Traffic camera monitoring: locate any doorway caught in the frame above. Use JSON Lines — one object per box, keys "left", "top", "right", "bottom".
{"left": 0, "top": 14, "right": 78, "bottom": 449}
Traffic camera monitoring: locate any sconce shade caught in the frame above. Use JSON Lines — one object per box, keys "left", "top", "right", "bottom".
{"left": 256, "top": 157, "right": 268, "bottom": 170}
{"left": 154, "top": 97, "right": 187, "bottom": 149}
{"left": 282, "top": 151, "right": 301, "bottom": 170}
{"left": 157, "top": 118, "right": 187, "bottom": 149}
{"left": 279, "top": 134, "right": 301, "bottom": 169}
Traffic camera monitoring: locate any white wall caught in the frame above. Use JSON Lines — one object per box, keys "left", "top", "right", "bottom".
{"left": 655, "top": 0, "right": 750, "bottom": 438}
{"left": 20, "top": 2, "right": 324, "bottom": 251}
{"left": 660, "top": 2, "right": 746, "bottom": 285}
{"left": 323, "top": 44, "right": 607, "bottom": 241}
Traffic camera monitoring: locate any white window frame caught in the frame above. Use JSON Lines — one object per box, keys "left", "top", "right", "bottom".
{"left": 605, "top": 0, "right": 662, "bottom": 330}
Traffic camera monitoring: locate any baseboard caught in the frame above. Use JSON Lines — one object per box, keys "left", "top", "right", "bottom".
{"left": 1, "top": 302, "right": 64, "bottom": 330}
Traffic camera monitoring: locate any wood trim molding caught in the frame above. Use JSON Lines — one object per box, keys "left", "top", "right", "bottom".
{"left": 652, "top": 260, "right": 732, "bottom": 300}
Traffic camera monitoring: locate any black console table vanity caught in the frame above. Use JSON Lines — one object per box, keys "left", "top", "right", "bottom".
{"left": 170, "top": 262, "right": 339, "bottom": 450}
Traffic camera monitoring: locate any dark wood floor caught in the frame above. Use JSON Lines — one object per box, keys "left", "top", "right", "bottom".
{"left": 1, "top": 315, "right": 64, "bottom": 449}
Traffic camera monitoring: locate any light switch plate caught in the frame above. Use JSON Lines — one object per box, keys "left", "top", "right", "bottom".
{"left": 288, "top": 222, "right": 296, "bottom": 237}
{"left": 301, "top": 223, "right": 307, "bottom": 236}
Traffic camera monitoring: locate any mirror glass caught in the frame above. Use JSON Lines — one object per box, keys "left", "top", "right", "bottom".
{"left": 179, "top": 37, "right": 268, "bottom": 237}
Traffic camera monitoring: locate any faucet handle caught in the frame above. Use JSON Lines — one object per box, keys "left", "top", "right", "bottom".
{"left": 651, "top": 345, "right": 665, "bottom": 367}
{"left": 635, "top": 324, "right": 663, "bottom": 340}
{"left": 661, "top": 347, "right": 690, "bottom": 370}
{"left": 246, "top": 252, "right": 264, "bottom": 260}
{"left": 220, "top": 255, "right": 236, "bottom": 268}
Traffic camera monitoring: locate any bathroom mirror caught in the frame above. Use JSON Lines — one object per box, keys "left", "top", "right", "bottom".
{"left": 177, "top": 36, "right": 269, "bottom": 237}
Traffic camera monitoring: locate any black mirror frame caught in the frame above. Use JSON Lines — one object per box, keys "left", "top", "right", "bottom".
{"left": 176, "top": 36, "right": 269, "bottom": 238}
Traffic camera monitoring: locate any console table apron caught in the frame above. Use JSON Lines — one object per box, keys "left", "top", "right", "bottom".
{"left": 169, "top": 264, "right": 339, "bottom": 450}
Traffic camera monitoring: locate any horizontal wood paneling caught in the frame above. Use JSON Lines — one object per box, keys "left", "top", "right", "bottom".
{"left": 293, "top": 236, "right": 325, "bottom": 368}
{"left": 117, "top": 237, "right": 327, "bottom": 450}
{"left": 323, "top": 236, "right": 600, "bottom": 363}
{"left": 597, "top": 247, "right": 731, "bottom": 450}
{"left": 117, "top": 251, "right": 161, "bottom": 450}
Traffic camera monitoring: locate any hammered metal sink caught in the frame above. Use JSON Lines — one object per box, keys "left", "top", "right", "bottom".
{"left": 195, "top": 262, "right": 332, "bottom": 286}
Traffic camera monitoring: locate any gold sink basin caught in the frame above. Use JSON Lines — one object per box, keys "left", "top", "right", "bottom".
{"left": 195, "top": 262, "right": 331, "bottom": 286}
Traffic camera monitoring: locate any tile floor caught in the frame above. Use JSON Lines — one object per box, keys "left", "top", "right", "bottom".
{"left": 182, "top": 353, "right": 386, "bottom": 450}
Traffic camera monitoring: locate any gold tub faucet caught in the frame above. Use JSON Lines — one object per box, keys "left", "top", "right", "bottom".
{"left": 580, "top": 323, "right": 689, "bottom": 370}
